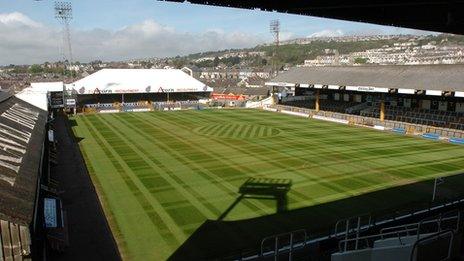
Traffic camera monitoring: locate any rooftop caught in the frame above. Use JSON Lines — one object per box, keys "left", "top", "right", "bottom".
{"left": 0, "top": 95, "right": 46, "bottom": 225}
{"left": 69, "top": 69, "right": 212, "bottom": 94}
{"left": 269, "top": 65, "right": 464, "bottom": 93}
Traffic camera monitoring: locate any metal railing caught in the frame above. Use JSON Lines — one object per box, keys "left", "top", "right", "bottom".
{"left": 337, "top": 210, "right": 460, "bottom": 252}
{"left": 410, "top": 229, "right": 454, "bottom": 261}
{"left": 260, "top": 229, "right": 307, "bottom": 261}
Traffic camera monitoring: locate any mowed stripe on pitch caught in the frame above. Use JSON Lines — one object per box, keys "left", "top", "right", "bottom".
{"left": 157, "top": 110, "right": 464, "bottom": 206}
{"left": 75, "top": 116, "right": 177, "bottom": 260}
{"left": 124, "top": 112, "right": 275, "bottom": 216}
{"left": 72, "top": 109, "right": 464, "bottom": 261}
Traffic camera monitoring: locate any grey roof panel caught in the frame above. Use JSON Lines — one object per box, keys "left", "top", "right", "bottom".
{"left": 271, "top": 65, "right": 464, "bottom": 92}
{"left": 0, "top": 96, "right": 46, "bottom": 225}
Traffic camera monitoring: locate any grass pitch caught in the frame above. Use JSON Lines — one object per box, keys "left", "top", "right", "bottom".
{"left": 71, "top": 109, "right": 464, "bottom": 260}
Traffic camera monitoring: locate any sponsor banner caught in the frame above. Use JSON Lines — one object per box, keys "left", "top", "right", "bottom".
{"left": 392, "top": 128, "right": 406, "bottom": 134}
{"left": 455, "top": 91, "right": 464, "bottom": 97}
{"left": 422, "top": 133, "right": 440, "bottom": 140}
{"left": 398, "top": 88, "right": 416, "bottom": 94}
{"left": 449, "top": 137, "right": 464, "bottom": 145}
{"left": 283, "top": 82, "right": 296, "bottom": 87}
{"left": 425, "top": 90, "right": 442, "bottom": 96}
{"left": 328, "top": 85, "right": 339, "bottom": 90}
{"left": 125, "top": 108, "right": 150, "bottom": 112}
{"left": 312, "top": 115, "right": 349, "bottom": 124}
{"left": 263, "top": 107, "right": 278, "bottom": 112}
{"left": 99, "top": 110, "right": 119, "bottom": 113}
{"left": 314, "top": 84, "right": 323, "bottom": 89}
{"left": 211, "top": 93, "right": 246, "bottom": 100}
{"left": 280, "top": 110, "right": 309, "bottom": 118}
{"left": 373, "top": 125, "right": 386, "bottom": 131}
{"left": 49, "top": 91, "right": 64, "bottom": 108}
{"left": 66, "top": 98, "right": 76, "bottom": 106}
{"left": 76, "top": 86, "right": 210, "bottom": 94}
{"left": 299, "top": 83, "right": 310, "bottom": 88}
{"left": 346, "top": 86, "right": 389, "bottom": 93}
{"left": 265, "top": 82, "right": 295, "bottom": 87}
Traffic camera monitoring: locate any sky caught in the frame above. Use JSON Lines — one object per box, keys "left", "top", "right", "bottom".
{"left": 0, "top": 0, "right": 432, "bottom": 65}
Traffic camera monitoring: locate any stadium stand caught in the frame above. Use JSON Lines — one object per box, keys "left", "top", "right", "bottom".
{"left": 281, "top": 100, "right": 362, "bottom": 114}
{"left": 331, "top": 210, "right": 462, "bottom": 261}
{"left": 267, "top": 65, "right": 464, "bottom": 141}
{"left": 270, "top": 103, "right": 464, "bottom": 139}
{"left": 360, "top": 105, "right": 464, "bottom": 129}
{"left": 281, "top": 98, "right": 464, "bottom": 130}
{"left": 280, "top": 99, "right": 315, "bottom": 109}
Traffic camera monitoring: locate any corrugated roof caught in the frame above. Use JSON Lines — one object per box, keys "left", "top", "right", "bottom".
{"left": 0, "top": 96, "right": 46, "bottom": 225}
{"left": 0, "top": 90, "right": 13, "bottom": 104}
{"left": 270, "top": 65, "right": 464, "bottom": 92}
{"left": 0, "top": 219, "right": 31, "bottom": 260}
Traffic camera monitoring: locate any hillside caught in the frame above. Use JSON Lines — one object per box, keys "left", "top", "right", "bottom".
{"left": 168, "top": 34, "right": 464, "bottom": 69}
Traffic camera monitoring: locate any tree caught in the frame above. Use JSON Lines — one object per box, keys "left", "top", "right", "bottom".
{"left": 354, "top": 57, "right": 368, "bottom": 64}
{"left": 28, "top": 64, "right": 43, "bottom": 74}
{"left": 213, "top": 56, "right": 220, "bottom": 67}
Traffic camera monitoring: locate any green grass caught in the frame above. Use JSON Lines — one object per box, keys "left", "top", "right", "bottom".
{"left": 70, "top": 109, "right": 464, "bottom": 260}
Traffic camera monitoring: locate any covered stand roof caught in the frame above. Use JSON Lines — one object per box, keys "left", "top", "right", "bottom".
{"left": 0, "top": 94, "right": 46, "bottom": 225}
{"left": 268, "top": 65, "right": 464, "bottom": 94}
{"left": 68, "top": 69, "right": 213, "bottom": 94}
{"left": 158, "top": 0, "right": 464, "bottom": 35}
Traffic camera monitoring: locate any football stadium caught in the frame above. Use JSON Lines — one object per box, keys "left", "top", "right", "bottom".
{"left": 71, "top": 109, "right": 464, "bottom": 260}
{"left": 65, "top": 65, "right": 464, "bottom": 260}
{"left": 3, "top": 64, "right": 464, "bottom": 260}
{"left": 4, "top": 2, "right": 464, "bottom": 261}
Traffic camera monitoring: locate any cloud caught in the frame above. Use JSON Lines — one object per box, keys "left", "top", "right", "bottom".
{"left": 0, "top": 12, "right": 265, "bottom": 65}
{"left": 0, "top": 12, "right": 42, "bottom": 28}
{"left": 308, "top": 29, "right": 344, "bottom": 38}
{"left": 279, "top": 31, "right": 295, "bottom": 41}
{"left": 346, "top": 27, "right": 434, "bottom": 36}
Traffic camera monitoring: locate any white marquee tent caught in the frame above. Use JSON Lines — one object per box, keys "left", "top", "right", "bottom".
{"left": 67, "top": 69, "right": 212, "bottom": 95}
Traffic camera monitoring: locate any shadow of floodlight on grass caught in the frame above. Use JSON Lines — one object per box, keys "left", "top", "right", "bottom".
{"left": 218, "top": 177, "right": 292, "bottom": 221}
